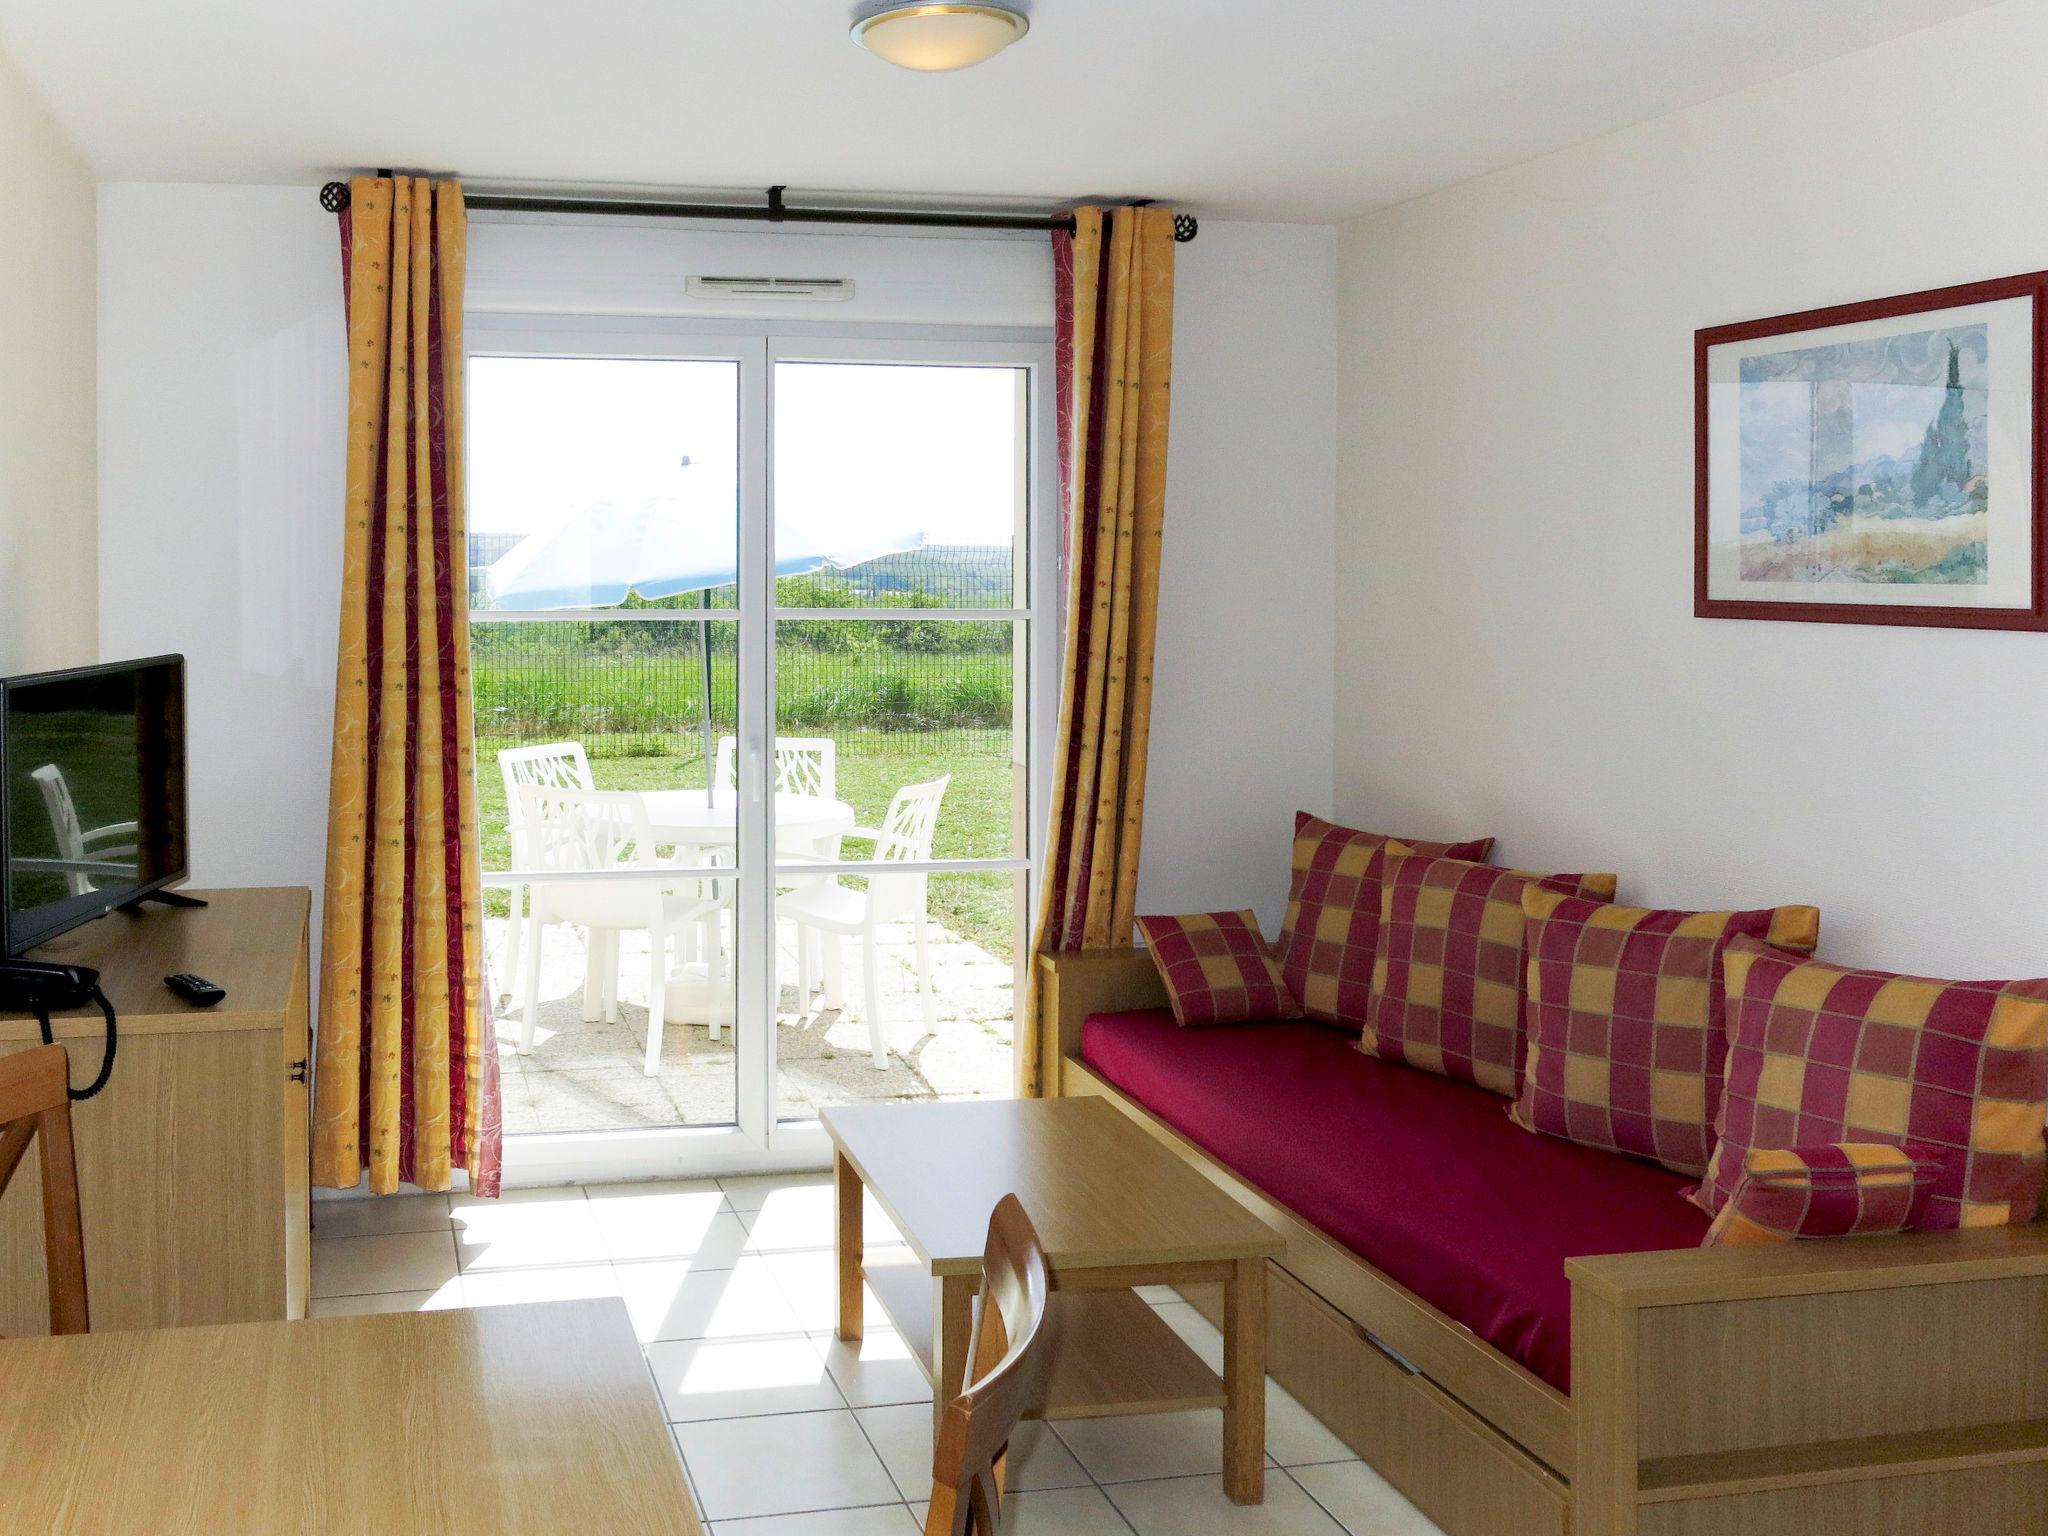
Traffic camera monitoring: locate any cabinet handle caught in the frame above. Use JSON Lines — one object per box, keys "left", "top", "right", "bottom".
{"left": 287, "top": 1058, "right": 309, "bottom": 1084}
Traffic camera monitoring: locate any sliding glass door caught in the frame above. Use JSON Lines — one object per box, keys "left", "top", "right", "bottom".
{"left": 466, "top": 319, "right": 1051, "bottom": 1178}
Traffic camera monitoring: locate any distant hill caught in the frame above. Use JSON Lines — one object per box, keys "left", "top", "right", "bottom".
{"left": 836, "top": 544, "right": 1015, "bottom": 603}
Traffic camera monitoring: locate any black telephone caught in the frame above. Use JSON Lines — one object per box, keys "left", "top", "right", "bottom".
{"left": 0, "top": 960, "right": 118, "bottom": 1100}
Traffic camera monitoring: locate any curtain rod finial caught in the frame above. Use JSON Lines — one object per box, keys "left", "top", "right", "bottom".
{"left": 319, "top": 180, "right": 350, "bottom": 214}
{"left": 1173, "top": 213, "right": 1198, "bottom": 244}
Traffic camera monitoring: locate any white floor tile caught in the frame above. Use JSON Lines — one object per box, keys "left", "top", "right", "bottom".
{"left": 1107, "top": 1472, "right": 1344, "bottom": 1534}
{"left": 587, "top": 1178, "right": 736, "bottom": 1261}
{"left": 452, "top": 1182, "right": 583, "bottom": 1207}
{"left": 762, "top": 1248, "right": 896, "bottom": 1332}
{"left": 709, "top": 1504, "right": 921, "bottom": 1535}
{"left": 856, "top": 1405, "right": 1088, "bottom": 1504}
{"left": 739, "top": 1184, "right": 905, "bottom": 1253}
{"left": 311, "top": 1230, "right": 459, "bottom": 1298}
{"left": 648, "top": 1334, "right": 846, "bottom": 1422}
{"left": 1053, "top": 1409, "right": 1230, "bottom": 1485}
{"left": 453, "top": 1187, "right": 609, "bottom": 1272}
{"left": 1150, "top": 1302, "right": 1223, "bottom": 1371}
{"left": 587, "top": 1176, "right": 728, "bottom": 1203}
{"left": 809, "top": 1328, "right": 933, "bottom": 1408}
{"left": 719, "top": 1170, "right": 832, "bottom": 1211}
{"left": 988, "top": 1486, "right": 1133, "bottom": 1535}
{"left": 677, "top": 1409, "right": 900, "bottom": 1522}
{"left": 616, "top": 1256, "right": 806, "bottom": 1342}
{"left": 1287, "top": 1462, "right": 1443, "bottom": 1535}
{"left": 1266, "top": 1387, "right": 1359, "bottom": 1470}
{"left": 306, "top": 1283, "right": 463, "bottom": 1317}
{"left": 310, "top": 1193, "right": 451, "bottom": 1240}
{"left": 458, "top": 1262, "right": 623, "bottom": 1309}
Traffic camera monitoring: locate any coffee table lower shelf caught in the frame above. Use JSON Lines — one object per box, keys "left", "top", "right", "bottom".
{"left": 862, "top": 1253, "right": 1227, "bottom": 1421}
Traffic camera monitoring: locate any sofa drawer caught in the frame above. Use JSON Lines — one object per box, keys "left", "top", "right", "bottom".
{"left": 1183, "top": 1264, "right": 1570, "bottom": 1536}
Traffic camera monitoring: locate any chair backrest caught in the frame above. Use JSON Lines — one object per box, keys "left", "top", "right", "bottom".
{"left": 30, "top": 765, "right": 90, "bottom": 897}
{"left": 925, "top": 1195, "right": 1054, "bottom": 1536}
{"left": 498, "top": 743, "right": 595, "bottom": 866}
{"left": 869, "top": 775, "right": 950, "bottom": 923}
{"left": 715, "top": 735, "right": 838, "bottom": 801}
{"left": 519, "top": 785, "right": 660, "bottom": 874}
{"left": 0, "top": 1045, "right": 90, "bottom": 1335}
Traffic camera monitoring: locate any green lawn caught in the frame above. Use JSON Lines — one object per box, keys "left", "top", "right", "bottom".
{"left": 476, "top": 730, "right": 1019, "bottom": 960}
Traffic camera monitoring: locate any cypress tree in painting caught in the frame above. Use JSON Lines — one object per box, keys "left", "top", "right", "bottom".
{"left": 1911, "top": 340, "right": 1973, "bottom": 505}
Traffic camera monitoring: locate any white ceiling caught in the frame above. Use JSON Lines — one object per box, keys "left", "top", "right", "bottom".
{"left": 0, "top": 0, "right": 1998, "bottom": 222}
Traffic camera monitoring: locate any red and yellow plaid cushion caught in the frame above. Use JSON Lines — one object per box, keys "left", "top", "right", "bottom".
{"left": 1364, "top": 853, "right": 1618, "bottom": 1097}
{"left": 1702, "top": 1142, "right": 1944, "bottom": 1246}
{"left": 1696, "top": 938, "right": 2048, "bottom": 1227}
{"left": 1511, "top": 893, "right": 1820, "bottom": 1176}
{"left": 1137, "top": 911, "right": 1301, "bottom": 1027}
{"left": 1277, "top": 812, "right": 1494, "bottom": 1030}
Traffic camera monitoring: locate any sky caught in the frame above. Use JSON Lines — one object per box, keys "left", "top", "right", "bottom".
{"left": 466, "top": 356, "right": 1023, "bottom": 570}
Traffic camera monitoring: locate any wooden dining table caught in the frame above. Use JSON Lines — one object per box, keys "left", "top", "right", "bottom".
{"left": 0, "top": 1298, "right": 703, "bottom": 1534}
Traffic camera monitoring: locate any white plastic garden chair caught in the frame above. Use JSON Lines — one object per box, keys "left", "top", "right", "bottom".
{"left": 496, "top": 742, "right": 594, "bottom": 1004}
{"left": 716, "top": 734, "right": 845, "bottom": 863}
{"left": 30, "top": 764, "right": 139, "bottom": 897}
{"left": 776, "top": 775, "right": 950, "bottom": 1069}
{"left": 514, "top": 785, "right": 731, "bottom": 1076}
{"left": 714, "top": 735, "right": 838, "bottom": 799}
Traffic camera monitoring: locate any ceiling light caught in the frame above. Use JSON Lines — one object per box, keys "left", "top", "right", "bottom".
{"left": 852, "top": 4, "right": 1030, "bottom": 72}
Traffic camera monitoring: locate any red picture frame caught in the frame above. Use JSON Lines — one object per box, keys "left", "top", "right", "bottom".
{"left": 1694, "top": 269, "right": 2048, "bottom": 630}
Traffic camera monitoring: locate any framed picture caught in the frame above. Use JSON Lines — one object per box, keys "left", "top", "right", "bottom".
{"left": 1695, "top": 270, "right": 2048, "bottom": 629}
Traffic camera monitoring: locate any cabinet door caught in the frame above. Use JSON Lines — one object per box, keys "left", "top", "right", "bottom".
{"left": 0, "top": 1026, "right": 286, "bottom": 1334}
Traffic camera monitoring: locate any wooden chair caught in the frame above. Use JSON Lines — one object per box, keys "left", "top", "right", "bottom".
{"left": 925, "top": 1194, "right": 1055, "bottom": 1536}
{"left": 0, "top": 1044, "right": 90, "bottom": 1334}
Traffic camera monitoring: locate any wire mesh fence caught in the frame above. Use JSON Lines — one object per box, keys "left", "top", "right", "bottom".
{"left": 469, "top": 618, "right": 1014, "bottom": 762}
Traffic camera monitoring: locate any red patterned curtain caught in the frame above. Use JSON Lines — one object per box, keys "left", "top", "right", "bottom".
{"left": 313, "top": 176, "right": 502, "bottom": 1197}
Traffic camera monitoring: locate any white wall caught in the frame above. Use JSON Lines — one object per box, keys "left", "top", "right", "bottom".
{"left": 97, "top": 184, "right": 345, "bottom": 901}
{"left": 1141, "top": 222, "right": 1338, "bottom": 933}
{"left": 95, "top": 194, "right": 1330, "bottom": 944}
{"left": 0, "top": 46, "right": 95, "bottom": 675}
{"left": 1335, "top": 0, "right": 2048, "bottom": 975}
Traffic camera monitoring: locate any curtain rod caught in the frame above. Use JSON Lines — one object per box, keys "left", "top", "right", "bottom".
{"left": 316, "top": 180, "right": 1198, "bottom": 242}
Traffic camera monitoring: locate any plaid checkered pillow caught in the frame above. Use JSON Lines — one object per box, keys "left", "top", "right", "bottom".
{"left": 1277, "top": 813, "right": 1494, "bottom": 1030}
{"left": 1695, "top": 938, "right": 2048, "bottom": 1227}
{"left": 1137, "top": 911, "right": 1301, "bottom": 1027}
{"left": 1511, "top": 892, "right": 1820, "bottom": 1176}
{"left": 1364, "top": 853, "right": 1618, "bottom": 1097}
{"left": 1702, "top": 1142, "right": 1945, "bottom": 1246}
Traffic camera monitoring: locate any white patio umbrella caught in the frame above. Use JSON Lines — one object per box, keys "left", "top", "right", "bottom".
{"left": 484, "top": 488, "right": 927, "bottom": 800}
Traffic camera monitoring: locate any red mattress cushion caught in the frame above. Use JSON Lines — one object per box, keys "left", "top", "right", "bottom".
{"left": 1082, "top": 1008, "right": 1709, "bottom": 1392}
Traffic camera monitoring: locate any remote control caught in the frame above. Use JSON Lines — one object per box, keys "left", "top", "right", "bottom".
{"left": 165, "top": 972, "right": 226, "bottom": 1007}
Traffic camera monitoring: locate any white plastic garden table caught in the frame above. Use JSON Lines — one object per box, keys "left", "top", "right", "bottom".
{"left": 637, "top": 789, "right": 857, "bottom": 855}
{"left": 634, "top": 789, "right": 857, "bottom": 1023}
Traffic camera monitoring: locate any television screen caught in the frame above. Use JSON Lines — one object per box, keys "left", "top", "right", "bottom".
{"left": 2, "top": 656, "right": 188, "bottom": 956}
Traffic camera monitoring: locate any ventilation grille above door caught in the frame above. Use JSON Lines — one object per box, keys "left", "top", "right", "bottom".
{"left": 686, "top": 275, "right": 856, "bottom": 301}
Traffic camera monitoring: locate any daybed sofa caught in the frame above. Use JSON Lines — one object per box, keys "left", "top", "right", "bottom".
{"left": 1038, "top": 948, "right": 2048, "bottom": 1536}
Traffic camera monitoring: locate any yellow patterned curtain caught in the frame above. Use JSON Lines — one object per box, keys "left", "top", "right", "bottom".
{"left": 1019, "top": 205, "right": 1177, "bottom": 1096}
{"left": 313, "top": 176, "right": 501, "bottom": 1196}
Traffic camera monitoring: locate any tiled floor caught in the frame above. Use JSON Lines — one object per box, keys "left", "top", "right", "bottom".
{"left": 310, "top": 1175, "right": 1445, "bottom": 1536}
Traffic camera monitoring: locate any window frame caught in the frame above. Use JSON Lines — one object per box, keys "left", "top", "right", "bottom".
{"left": 465, "top": 312, "right": 1056, "bottom": 1179}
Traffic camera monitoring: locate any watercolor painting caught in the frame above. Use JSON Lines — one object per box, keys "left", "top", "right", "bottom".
{"left": 1697, "top": 273, "right": 2046, "bottom": 630}
{"left": 1738, "top": 324, "right": 1988, "bottom": 586}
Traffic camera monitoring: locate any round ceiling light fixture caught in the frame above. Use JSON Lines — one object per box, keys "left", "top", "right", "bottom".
{"left": 852, "top": 4, "right": 1030, "bottom": 72}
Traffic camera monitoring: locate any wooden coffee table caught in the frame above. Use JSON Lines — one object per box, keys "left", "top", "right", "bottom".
{"left": 822, "top": 1096, "right": 1284, "bottom": 1504}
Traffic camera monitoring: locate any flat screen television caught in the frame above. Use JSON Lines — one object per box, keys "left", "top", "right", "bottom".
{"left": 1, "top": 655, "right": 189, "bottom": 956}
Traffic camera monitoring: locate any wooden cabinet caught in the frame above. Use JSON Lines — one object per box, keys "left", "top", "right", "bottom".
{"left": 0, "top": 888, "right": 311, "bottom": 1334}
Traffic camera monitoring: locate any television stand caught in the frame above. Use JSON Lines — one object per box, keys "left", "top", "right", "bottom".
{"left": 119, "top": 888, "right": 209, "bottom": 913}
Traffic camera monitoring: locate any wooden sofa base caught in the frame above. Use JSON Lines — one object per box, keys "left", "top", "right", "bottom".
{"left": 1178, "top": 1267, "right": 1569, "bottom": 1536}
{"left": 1040, "top": 948, "right": 2048, "bottom": 1536}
